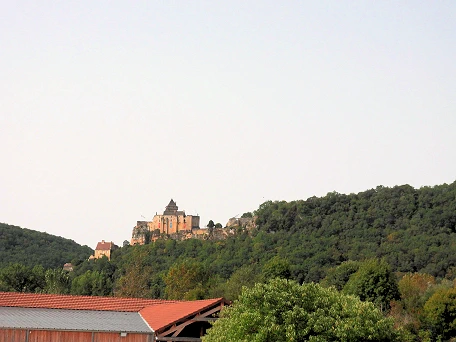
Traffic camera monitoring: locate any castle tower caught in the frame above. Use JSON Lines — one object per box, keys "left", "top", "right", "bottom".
{"left": 130, "top": 199, "right": 201, "bottom": 245}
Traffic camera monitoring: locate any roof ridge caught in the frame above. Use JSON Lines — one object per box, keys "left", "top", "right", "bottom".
{"left": 0, "top": 292, "right": 180, "bottom": 312}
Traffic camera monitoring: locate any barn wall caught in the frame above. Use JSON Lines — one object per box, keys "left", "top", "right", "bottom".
{"left": 0, "top": 329, "right": 27, "bottom": 342}
{"left": 29, "top": 330, "right": 92, "bottom": 342}
{"left": 0, "top": 330, "right": 152, "bottom": 342}
{"left": 94, "top": 332, "right": 151, "bottom": 342}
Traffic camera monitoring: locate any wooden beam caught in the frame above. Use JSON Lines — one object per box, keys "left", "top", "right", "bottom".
{"left": 192, "top": 317, "right": 217, "bottom": 321}
{"left": 158, "top": 303, "right": 224, "bottom": 337}
{"left": 156, "top": 337, "right": 202, "bottom": 342}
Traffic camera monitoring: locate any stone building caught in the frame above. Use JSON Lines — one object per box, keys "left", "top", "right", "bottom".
{"left": 131, "top": 199, "right": 200, "bottom": 245}
{"left": 88, "top": 240, "right": 119, "bottom": 260}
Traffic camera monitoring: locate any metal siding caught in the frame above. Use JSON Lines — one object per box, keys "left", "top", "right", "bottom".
{"left": 28, "top": 330, "right": 92, "bottom": 342}
{"left": 0, "top": 329, "right": 151, "bottom": 342}
{"left": 0, "top": 307, "right": 151, "bottom": 333}
{"left": 0, "top": 329, "right": 27, "bottom": 342}
{"left": 94, "top": 332, "right": 150, "bottom": 342}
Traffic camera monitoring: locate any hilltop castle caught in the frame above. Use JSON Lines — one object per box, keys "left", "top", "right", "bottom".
{"left": 130, "top": 199, "right": 201, "bottom": 244}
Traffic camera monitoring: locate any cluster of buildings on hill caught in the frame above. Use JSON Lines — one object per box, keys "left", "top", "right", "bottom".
{"left": 86, "top": 199, "right": 256, "bottom": 262}
{"left": 130, "top": 199, "right": 205, "bottom": 244}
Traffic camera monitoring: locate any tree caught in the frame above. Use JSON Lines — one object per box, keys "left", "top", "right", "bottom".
{"left": 423, "top": 287, "right": 456, "bottom": 340}
{"left": 203, "top": 278, "right": 401, "bottom": 342}
{"left": 223, "top": 264, "right": 259, "bottom": 301}
{"left": 321, "top": 260, "right": 361, "bottom": 291}
{"left": 115, "top": 249, "right": 153, "bottom": 298}
{"left": 164, "top": 259, "right": 208, "bottom": 300}
{"left": 44, "top": 268, "right": 71, "bottom": 294}
{"left": 207, "top": 220, "right": 215, "bottom": 229}
{"left": 398, "top": 273, "right": 436, "bottom": 316}
{"left": 0, "top": 263, "right": 44, "bottom": 293}
{"left": 214, "top": 223, "right": 222, "bottom": 229}
{"left": 71, "top": 271, "right": 95, "bottom": 295}
{"left": 261, "top": 256, "right": 291, "bottom": 281}
{"left": 343, "top": 258, "right": 399, "bottom": 311}
{"left": 241, "top": 212, "right": 253, "bottom": 218}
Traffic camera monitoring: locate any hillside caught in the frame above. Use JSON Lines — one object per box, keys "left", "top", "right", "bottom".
{"left": 0, "top": 223, "right": 93, "bottom": 269}
{"left": 253, "top": 181, "right": 456, "bottom": 281}
{"left": 2, "top": 183, "right": 455, "bottom": 340}
{"left": 2, "top": 180, "right": 455, "bottom": 297}
{"left": 64, "top": 181, "right": 456, "bottom": 299}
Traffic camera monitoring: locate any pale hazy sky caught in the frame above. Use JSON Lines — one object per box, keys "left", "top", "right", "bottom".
{"left": 1, "top": 1, "right": 455, "bottom": 248}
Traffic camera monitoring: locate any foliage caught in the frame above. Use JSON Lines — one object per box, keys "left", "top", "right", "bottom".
{"left": 43, "top": 269, "right": 71, "bottom": 294}
{"left": 399, "top": 273, "right": 436, "bottom": 316}
{"left": 203, "top": 278, "right": 401, "bottom": 342}
{"left": 343, "top": 259, "right": 399, "bottom": 311}
{"left": 222, "top": 264, "right": 260, "bottom": 301}
{"left": 0, "top": 263, "right": 45, "bottom": 293}
{"left": 164, "top": 259, "right": 209, "bottom": 300}
{"left": 321, "top": 261, "right": 360, "bottom": 291}
{"left": 423, "top": 287, "right": 456, "bottom": 340}
{"left": 261, "top": 256, "right": 292, "bottom": 281}
{"left": 207, "top": 220, "right": 215, "bottom": 229}
{"left": 241, "top": 212, "right": 253, "bottom": 218}
{"left": 71, "top": 270, "right": 112, "bottom": 296}
{"left": 114, "top": 248, "right": 153, "bottom": 298}
{"left": 0, "top": 222, "right": 93, "bottom": 269}
{"left": 254, "top": 182, "right": 456, "bottom": 280}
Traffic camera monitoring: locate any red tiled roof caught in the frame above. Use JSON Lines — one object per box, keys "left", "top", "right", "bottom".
{"left": 0, "top": 292, "right": 177, "bottom": 312}
{"left": 140, "top": 298, "right": 225, "bottom": 332}
{"left": 96, "top": 241, "right": 115, "bottom": 251}
{"left": 0, "top": 292, "right": 227, "bottom": 333}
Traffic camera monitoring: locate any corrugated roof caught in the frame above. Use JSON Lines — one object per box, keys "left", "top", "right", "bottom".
{"left": 0, "top": 292, "right": 227, "bottom": 335}
{"left": 0, "top": 292, "right": 176, "bottom": 312}
{"left": 140, "top": 298, "right": 224, "bottom": 332}
{"left": 0, "top": 307, "right": 153, "bottom": 333}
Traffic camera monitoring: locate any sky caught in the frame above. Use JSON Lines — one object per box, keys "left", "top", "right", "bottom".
{"left": 1, "top": 1, "right": 455, "bottom": 248}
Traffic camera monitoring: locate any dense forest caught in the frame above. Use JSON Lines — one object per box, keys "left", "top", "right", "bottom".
{"left": 1, "top": 181, "right": 456, "bottom": 340}
{"left": 0, "top": 222, "right": 93, "bottom": 269}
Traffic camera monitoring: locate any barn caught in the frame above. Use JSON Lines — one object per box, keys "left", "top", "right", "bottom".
{"left": 0, "top": 292, "right": 227, "bottom": 342}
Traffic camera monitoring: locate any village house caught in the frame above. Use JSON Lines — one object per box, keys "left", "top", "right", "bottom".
{"left": 88, "top": 240, "right": 119, "bottom": 260}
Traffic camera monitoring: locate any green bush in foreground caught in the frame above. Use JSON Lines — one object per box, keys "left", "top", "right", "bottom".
{"left": 203, "top": 278, "right": 401, "bottom": 342}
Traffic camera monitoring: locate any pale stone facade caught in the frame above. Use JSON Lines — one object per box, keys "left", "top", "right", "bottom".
{"left": 88, "top": 240, "right": 119, "bottom": 260}
{"left": 131, "top": 199, "right": 200, "bottom": 245}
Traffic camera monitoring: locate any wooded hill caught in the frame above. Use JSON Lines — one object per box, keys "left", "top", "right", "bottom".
{"left": 0, "top": 222, "right": 93, "bottom": 269}
{"left": 253, "top": 181, "right": 456, "bottom": 282}
{"left": 59, "top": 180, "right": 456, "bottom": 298}
{"left": 2, "top": 181, "right": 455, "bottom": 340}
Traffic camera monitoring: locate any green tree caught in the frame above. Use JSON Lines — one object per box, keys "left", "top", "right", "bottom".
{"left": 223, "top": 264, "right": 260, "bottom": 301}
{"left": 0, "top": 263, "right": 44, "bottom": 293}
{"left": 70, "top": 271, "right": 94, "bottom": 295}
{"left": 343, "top": 258, "right": 399, "bottom": 311}
{"left": 164, "top": 259, "right": 208, "bottom": 300}
{"left": 214, "top": 223, "right": 222, "bottom": 229}
{"left": 115, "top": 248, "right": 153, "bottom": 298}
{"left": 207, "top": 220, "right": 215, "bottom": 229}
{"left": 261, "top": 256, "right": 291, "bottom": 281}
{"left": 44, "top": 268, "right": 71, "bottom": 294}
{"left": 71, "top": 270, "right": 112, "bottom": 296}
{"left": 423, "top": 287, "right": 456, "bottom": 340}
{"left": 203, "top": 279, "right": 401, "bottom": 342}
{"left": 321, "top": 260, "right": 361, "bottom": 291}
